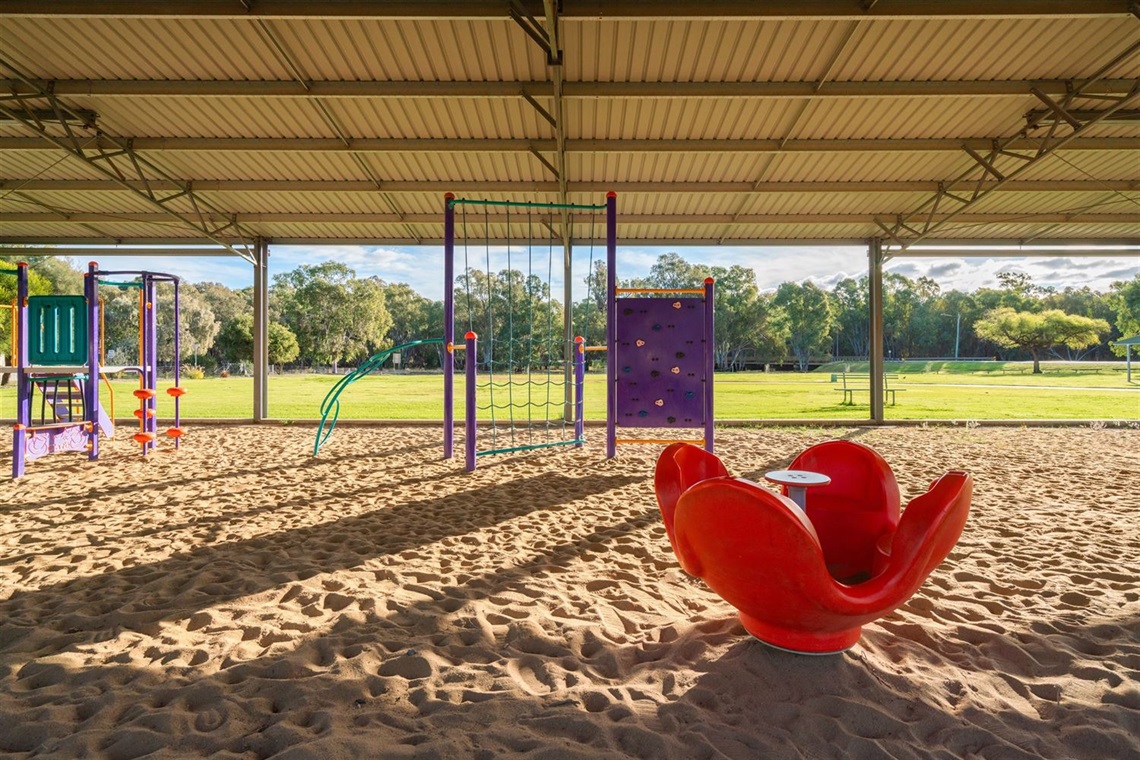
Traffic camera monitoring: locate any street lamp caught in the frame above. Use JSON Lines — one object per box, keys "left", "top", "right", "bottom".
{"left": 942, "top": 312, "right": 961, "bottom": 359}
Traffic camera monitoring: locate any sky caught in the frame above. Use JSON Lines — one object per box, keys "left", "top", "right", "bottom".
{"left": 68, "top": 244, "right": 1139, "bottom": 301}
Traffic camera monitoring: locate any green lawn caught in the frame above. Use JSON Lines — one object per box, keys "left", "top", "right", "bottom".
{"left": 2, "top": 361, "right": 1135, "bottom": 422}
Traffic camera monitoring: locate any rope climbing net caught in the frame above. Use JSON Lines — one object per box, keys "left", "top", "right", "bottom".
{"left": 444, "top": 196, "right": 608, "bottom": 470}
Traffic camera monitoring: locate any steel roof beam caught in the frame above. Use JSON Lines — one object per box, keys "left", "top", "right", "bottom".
{"left": 0, "top": 1, "right": 1128, "bottom": 19}
{"left": 5, "top": 237, "right": 1137, "bottom": 248}
{"left": 7, "top": 212, "right": 1137, "bottom": 224}
{"left": 0, "top": 58, "right": 258, "bottom": 263}
{"left": 6, "top": 179, "right": 1135, "bottom": 193}
{"left": 876, "top": 38, "right": 1140, "bottom": 248}
{"left": 2, "top": 136, "right": 1135, "bottom": 153}
{"left": 4, "top": 78, "right": 1135, "bottom": 99}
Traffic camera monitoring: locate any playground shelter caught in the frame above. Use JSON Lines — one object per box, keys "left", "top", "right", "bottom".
{"left": 0, "top": 3, "right": 1137, "bottom": 423}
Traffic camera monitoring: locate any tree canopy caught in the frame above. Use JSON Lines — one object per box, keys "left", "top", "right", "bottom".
{"left": 973, "top": 308, "right": 1110, "bottom": 373}
{"left": 2, "top": 250, "right": 1135, "bottom": 374}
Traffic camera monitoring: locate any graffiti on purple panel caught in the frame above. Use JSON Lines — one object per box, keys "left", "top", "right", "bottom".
{"left": 614, "top": 297, "right": 707, "bottom": 428}
{"left": 25, "top": 424, "right": 88, "bottom": 461}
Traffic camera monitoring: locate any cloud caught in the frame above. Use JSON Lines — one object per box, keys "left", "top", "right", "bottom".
{"left": 885, "top": 262, "right": 923, "bottom": 278}
{"left": 97, "top": 245, "right": 1136, "bottom": 303}
{"left": 927, "top": 261, "right": 965, "bottom": 277}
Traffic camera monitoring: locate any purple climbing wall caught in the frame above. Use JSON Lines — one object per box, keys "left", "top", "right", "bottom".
{"left": 614, "top": 297, "right": 707, "bottom": 428}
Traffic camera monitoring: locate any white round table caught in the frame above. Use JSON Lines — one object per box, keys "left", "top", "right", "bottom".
{"left": 764, "top": 470, "right": 832, "bottom": 510}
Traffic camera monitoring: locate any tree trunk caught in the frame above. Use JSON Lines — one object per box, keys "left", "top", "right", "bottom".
{"left": 1031, "top": 350, "right": 1042, "bottom": 374}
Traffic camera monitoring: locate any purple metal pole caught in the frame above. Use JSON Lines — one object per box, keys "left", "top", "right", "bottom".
{"left": 605, "top": 191, "right": 617, "bottom": 458}
{"left": 86, "top": 262, "right": 100, "bottom": 461}
{"left": 703, "top": 277, "right": 715, "bottom": 453}
{"left": 443, "top": 193, "right": 456, "bottom": 460}
{"left": 465, "top": 331, "right": 477, "bottom": 471}
{"left": 145, "top": 275, "right": 158, "bottom": 454}
{"left": 574, "top": 336, "right": 585, "bottom": 446}
{"left": 172, "top": 277, "right": 182, "bottom": 448}
{"left": 12, "top": 262, "right": 29, "bottom": 478}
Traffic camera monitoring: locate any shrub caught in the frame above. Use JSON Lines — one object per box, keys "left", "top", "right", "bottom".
{"left": 182, "top": 365, "right": 206, "bottom": 380}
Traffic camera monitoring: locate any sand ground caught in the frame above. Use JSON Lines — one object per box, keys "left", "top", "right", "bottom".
{"left": 1, "top": 424, "right": 1138, "bottom": 759}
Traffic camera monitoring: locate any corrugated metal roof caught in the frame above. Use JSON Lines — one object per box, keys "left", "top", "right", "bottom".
{"left": 1, "top": 9, "right": 1137, "bottom": 246}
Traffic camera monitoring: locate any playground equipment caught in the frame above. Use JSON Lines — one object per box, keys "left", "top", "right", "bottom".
{"left": 654, "top": 441, "right": 971, "bottom": 654}
{"left": 313, "top": 338, "right": 445, "bottom": 457}
{"left": 2, "top": 262, "right": 186, "bottom": 478}
{"left": 315, "top": 191, "right": 714, "bottom": 469}
{"left": 444, "top": 195, "right": 597, "bottom": 471}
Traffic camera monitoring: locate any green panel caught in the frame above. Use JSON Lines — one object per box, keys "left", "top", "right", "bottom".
{"left": 29, "top": 295, "right": 89, "bottom": 366}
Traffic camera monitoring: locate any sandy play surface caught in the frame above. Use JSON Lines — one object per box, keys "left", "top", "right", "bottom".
{"left": 1, "top": 424, "right": 1138, "bottom": 759}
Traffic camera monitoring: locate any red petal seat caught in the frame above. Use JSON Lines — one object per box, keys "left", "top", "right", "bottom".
{"left": 654, "top": 442, "right": 972, "bottom": 654}
{"left": 787, "top": 440, "right": 901, "bottom": 581}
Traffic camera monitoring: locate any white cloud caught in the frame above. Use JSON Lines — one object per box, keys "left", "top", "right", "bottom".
{"left": 96, "top": 245, "right": 1136, "bottom": 301}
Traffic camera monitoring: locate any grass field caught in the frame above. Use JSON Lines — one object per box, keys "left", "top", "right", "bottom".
{"left": 2, "top": 360, "right": 1135, "bottom": 422}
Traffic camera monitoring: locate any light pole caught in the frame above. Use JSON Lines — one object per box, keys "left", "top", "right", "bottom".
{"left": 942, "top": 312, "right": 961, "bottom": 359}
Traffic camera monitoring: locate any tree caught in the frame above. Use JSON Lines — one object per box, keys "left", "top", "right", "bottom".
{"left": 1108, "top": 275, "right": 1140, "bottom": 358}
{"left": 973, "top": 308, "right": 1109, "bottom": 374}
{"left": 645, "top": 252, "right": 705, "bottom": 290}
{"left": 709, "top": 264, "right": 764, "bottom": 370}
{"left": 383, "top": 282, "right": 438, "bottom": 368}
{"left": 455, "top": 268, "right": 562, "bottom": 372}
{"left": 157, "top": 282, "right": 219, "bottom": 365}
{"left": 771, "top": 281, "right": 834, "bottom": 371}
{"left": 214, "top": 314, "right": 254, "bottom": 367}
{"left": 213, "top": 314, "right": 300, "bottom": 373}
{"left": 0, "top": 260, "right": 53, "bottom": 361}
{"left": 274, "top": 263, "right": 392, "bottom": 371}
{"left": 268, "top": 322, "right": 300, "bottom": 371}
{"left": 831, "top": 277, "right": 869, "bottom": 358}
{"left": 197, "top": 282, "right": 252, "bottom": 366}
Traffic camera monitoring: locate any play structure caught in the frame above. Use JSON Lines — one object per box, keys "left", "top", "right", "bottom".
{"left": 444, "top": 192, "right": 714, "bottom": 470}
{"left": 443, "top": 194, "right": 596, "bottom": 471}
{"left": 2, "top": 262, "right": 186, "bottom": 479}
{"left": 314, "top": 192, "right": 715, "bottom": 469}
{"left": 654, "top": 440, "right": 972, "bottom": 654}
{"left": 603, "top": 193, "right": 714, "bottom": 457}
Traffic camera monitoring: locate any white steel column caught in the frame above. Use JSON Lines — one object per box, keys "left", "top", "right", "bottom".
{"left": 869, "top": 239, "right": 886, "bottom": 423}
{"left": 253, "top": 238, "right": 269, "bottom": 421}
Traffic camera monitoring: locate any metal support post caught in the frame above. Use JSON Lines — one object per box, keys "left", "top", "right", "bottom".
{"left": 252, "top": 238, "right": 269, "bottom": 421}
{"left": 12, "top": 262, "right": 28, "bottom": 478}
{"left": 574, "top": 336, "right": 585, "bottom": 447}
{"left": 703, "top": 277, "right": 716, "bottom": 453}
{"left": 85, "top": 262, "right": 100, "bottom": 460}
{"left": 605, "top": 192, "right": 617, "bottom": 458}
{"left": 443, "top": 194, "right": 455, "bottom": 459}
{"left": 869, "top": 239, "right": 886, "bottom": 423}
{"left": 172, "top": 277, "right": 182, "bottom": 447}
{"left": 465, "top": 331, "right": 477, "bottom": 472}
{"left": 144, "top": 275, "right": 159, "bottom": 451}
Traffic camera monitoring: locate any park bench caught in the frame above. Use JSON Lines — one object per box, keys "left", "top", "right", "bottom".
{"left": 832, "top": 372, "right": 905, "bottom": 405}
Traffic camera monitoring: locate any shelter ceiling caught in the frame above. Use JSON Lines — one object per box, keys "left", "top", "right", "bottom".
{"left": 0, "top": 3, "right": 1137, "bottom": 249}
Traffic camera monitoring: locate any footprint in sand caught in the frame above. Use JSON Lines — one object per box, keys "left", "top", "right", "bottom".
{"left": 506, "top": 656, "right": 557, "bottom": 695}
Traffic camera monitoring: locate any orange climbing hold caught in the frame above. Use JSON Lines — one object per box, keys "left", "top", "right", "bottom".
{"left": 167, "top": 387, "right": 187, "bottom": 397}
{"left": 132, "top": 431, "right": 157, "bottom": 444}
{"left": 166, "top": 427, "right": 184, "bottom": 438}
{"left": 133, "top": 388, "right": 156, "bottom": 400}
{"left": 133, "top": 408, "right": 156, "bottom": 419}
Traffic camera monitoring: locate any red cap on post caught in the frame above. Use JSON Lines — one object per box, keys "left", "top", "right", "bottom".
{"left": 464, "top": 330, "right": 478, "bottom": 340}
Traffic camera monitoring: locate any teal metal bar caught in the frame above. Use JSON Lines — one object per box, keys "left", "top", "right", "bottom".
{"left": 476, "top": 438, "right": 586, "bottom": 457}
{"left": 313, "top": 338, "right": 445, "bottom": 456}
{"left": 447, "top": 198, "right": 607, "bottom": 211}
